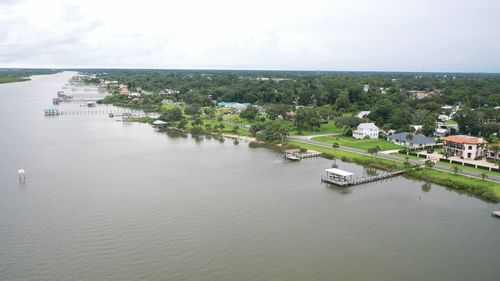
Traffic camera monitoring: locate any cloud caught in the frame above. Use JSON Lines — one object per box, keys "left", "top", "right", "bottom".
{"left": 0, "top": 0, "right": 499, "bottom": 72}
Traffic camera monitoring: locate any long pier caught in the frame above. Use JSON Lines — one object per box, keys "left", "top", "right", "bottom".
{"left": 322, "top": 170, "right": 404, "bottom": 187}
{"left": 44, "top": 109, "right": 145, "bottom": 116}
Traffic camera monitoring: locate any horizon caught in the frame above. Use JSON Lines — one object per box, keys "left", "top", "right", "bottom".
{"left": 1, "top": 0, "right": 500, "bottom": 72}
{"left": 2, "top": 67, "right": 500, "bottom": 75}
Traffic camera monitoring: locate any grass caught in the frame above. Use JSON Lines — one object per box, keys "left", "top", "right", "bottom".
{"left": 286, "top": 140, "right": 500, "bottom": 202}
{"left": 407, "top": 169, "right": 500, "bottom": 201}
{"left": 289, "top": 120, "right": 344, "bottom": 136}
{"left": 436, "top": 160, "right": 500, "bottom": 177}
{"left": 286, "top": 141, "right": 401, "bottom": 170}
{"left": 445, "top": 119, "right": 458, "bottom": 125}
{"left": 314, "top": 136, "right": 401, "bottom": 151}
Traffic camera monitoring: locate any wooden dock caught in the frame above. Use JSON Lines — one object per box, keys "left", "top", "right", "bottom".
{"left": 284, "top": 150, "right": 322, "bottom": 161}
{"left": 322, "top": 170, "right": 404, "bottom": 187}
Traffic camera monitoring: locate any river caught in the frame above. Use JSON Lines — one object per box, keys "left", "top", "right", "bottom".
{"left": 0, "top": 72, "right": 499, "bottom": 281}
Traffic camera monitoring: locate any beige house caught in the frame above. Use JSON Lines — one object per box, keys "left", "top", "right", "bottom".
{"left": 442, "top": 135, "right": 487, "bottom": 160}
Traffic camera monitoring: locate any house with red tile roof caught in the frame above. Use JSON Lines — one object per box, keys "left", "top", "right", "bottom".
{"left": 442, "top": 135, "right": 488, "bottom": 160}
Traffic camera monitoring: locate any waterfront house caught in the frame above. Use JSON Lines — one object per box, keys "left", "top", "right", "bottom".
{"left": 442, "top": 135, "right": 487, "bottom": 160}
{"left": 353, "top": 123, "right": 379, "bottom": 139}
{"left": 388, "top": 132, "right": 435, "bottom": 148}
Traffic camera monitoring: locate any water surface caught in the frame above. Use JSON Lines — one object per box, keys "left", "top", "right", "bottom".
{"left": 1, "top": 72, "right": 499, "bottom": 281}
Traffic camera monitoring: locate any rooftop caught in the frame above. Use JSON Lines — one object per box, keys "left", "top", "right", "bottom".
{"left": 325, "top": 168, "right": 354, "bottom": 177}
{"left": 442, "top": 135, "right": 487, "bottom": 144}
{"left": 357, "top": 122, "right": 378, "bottom": 129}
{"left": 388, "top": 132, "right": 435, "bottom": 145}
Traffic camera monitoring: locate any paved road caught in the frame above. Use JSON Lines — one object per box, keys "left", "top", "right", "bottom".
{"left": 288, "top": 135, "right": 500, "bottom": 183}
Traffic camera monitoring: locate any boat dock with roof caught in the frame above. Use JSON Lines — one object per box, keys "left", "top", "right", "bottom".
{"left": 321, "top": 168, "right": 404, "bottom": 187}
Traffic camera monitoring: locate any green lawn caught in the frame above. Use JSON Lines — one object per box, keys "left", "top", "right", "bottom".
{"left": 436, "top": 160, "right": 500, "bottom": 177}
{"left": 289, "top": 120, "right": 344, "bottom": 136}
{"left": 314, "top": 136, "right": 401, "bottom": 151}
{"left": 445, "top": 119, "right": 458, "bottom": 125}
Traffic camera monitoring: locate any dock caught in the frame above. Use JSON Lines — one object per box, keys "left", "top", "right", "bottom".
{"left": 492, "top": 211, "right": 500, "bottom": 218}
{"left": 321, "top": 168, "right": 404, "bottom": 187}
{"left": 284, "top": 149, "right": 321, "bottom": 161}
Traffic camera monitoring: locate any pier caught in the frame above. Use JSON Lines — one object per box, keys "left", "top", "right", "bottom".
{"left": 321, "top": 168, "right": 404, "bottom": 187}
{"left": 284, "top": 149, "right": 322, "bottom": 161}
{"left": 43, "top": 109, "right": 145, "bottom": 116}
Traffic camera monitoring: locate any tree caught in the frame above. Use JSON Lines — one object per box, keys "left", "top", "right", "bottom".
{"left": 162, "top": 107, "right": 183, "bottom": 122}
{"left": 191, "top": 117, "right": 203, "bottom": 127}
{"left": 421, "top": 116, "right": 437, "bottom": 137}
{"left": 480, "top": 172, "right": 488, "bottom": 181}
{"left": 367, "top": 145, "right": 380, "bottom": 155}
{"left": 424, "top": 159, "right": 434, "bottom": 169}
{"left": 185, "top": 104, "right": 201, "bottom": 116}
{"left": 218, "top": 123, "right": 225, "bottom": 131}
{"left": 232, "top": 125, "right": 239, "bottom": 134}
{"left": 332, "top": 142, "right": 339, "bottom": 149}
{"left": 452, "top": 165, "right": 462, "bottom": 175}
{"left": 334, "top": 90, "right": 350, "bottom": 110}
{"left": 405, "top": 133, "right": 414, "bottom": 154}
{"left": 249, "top": 124, "right": 261, "bottom": 137}
{"left": 239, "top": 106, "right": 259, "bottom": 120}
{"left": 178, "top": 118, "right": 188, "bottom": 129}
{"left": 443, "top": 150, "right": 451, "bottom": 160}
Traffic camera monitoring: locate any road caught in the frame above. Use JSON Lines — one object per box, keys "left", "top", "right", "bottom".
{"left": 287, "top": 135, "right": 500, "bottom": 183}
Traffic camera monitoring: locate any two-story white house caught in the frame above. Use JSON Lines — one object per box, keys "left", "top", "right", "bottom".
{"left": 353, "top": 123, "right": 379, "bottom": 139}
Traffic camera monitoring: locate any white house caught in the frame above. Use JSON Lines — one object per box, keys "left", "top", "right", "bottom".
{"left": 353, "top": 123, "right": 379, "bottom": 139}
{"left": 356, "top": 111, "right": 371, "bottom": 119}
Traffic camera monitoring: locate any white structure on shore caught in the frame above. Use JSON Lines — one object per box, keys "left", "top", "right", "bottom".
{"left": 353, "top": 123, "right": 379, "bottom": 139}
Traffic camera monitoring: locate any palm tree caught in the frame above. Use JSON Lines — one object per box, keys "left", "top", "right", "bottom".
{"left": 480, "top": 173, "right": 488, "bottom": 181}
{"left": 452, "top": 165, "right": 462, "bottom": 175}
{"left": 424, "top": 160, "right": 434, "bottom": 169}
{"left": 332, "top": 142, "right": 340, "bottom": 150}
{"left": 405, "top": 133, "right": 414, "bottom": 155}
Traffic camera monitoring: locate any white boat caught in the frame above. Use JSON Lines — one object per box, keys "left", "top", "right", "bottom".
{"left": 284, "top": 153, "right": 300, "bottom": 161}
{"left": 87, "top": 102, "right": 96, "bottom": 107}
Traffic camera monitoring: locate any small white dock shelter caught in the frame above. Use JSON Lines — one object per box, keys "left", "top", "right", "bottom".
{"left": 324, "top": 168, "right": 354, "bottom": 183}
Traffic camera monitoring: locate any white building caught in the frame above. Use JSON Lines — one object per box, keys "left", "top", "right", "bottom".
{"left": 356, "top": 111, "right": 371, "bottom": 119}
{"left": 363, "top": 84, "right": 370, "bottom": 93}
{"left": 353, "top": 123, "right": 379, "bottom": 139}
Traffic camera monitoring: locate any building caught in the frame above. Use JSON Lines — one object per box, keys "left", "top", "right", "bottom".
{"left": 363, "top": 84, "right": 370, "bottom": 93}
{"left": 217, "top": 102, "right": 251, "bottom": 112}
{"left": 353, "top": 123, "right": 379, "bottom": 139}
{"left": 356, "top": 111, "right": 371, "bottom": 119}
{"left": 437, "top": 114, "right": 450, "bottom": 122}
{"left": 388, "top": 132, "right": 435, "bottom": 148}
{"left": 442, "top": 135, "right": 488, "bottom": 160}
{"left": 434, "top": 128, "right": 447, "bottom": 137}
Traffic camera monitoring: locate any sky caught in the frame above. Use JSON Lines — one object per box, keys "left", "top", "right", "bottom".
{"left": 0, "top": 0, "right": 499, "bottom": 72}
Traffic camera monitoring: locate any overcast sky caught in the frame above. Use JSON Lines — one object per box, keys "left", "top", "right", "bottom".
{"left": 1, "top": 0, "right": 499, "bottom": 72}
